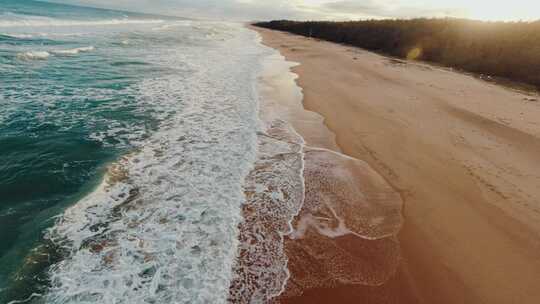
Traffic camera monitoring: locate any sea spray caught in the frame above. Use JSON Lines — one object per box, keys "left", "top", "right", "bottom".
{"left": 0, "top": 1, "right": 277, "bottom": 301}
{"left": 40, "top": 23, "right": 269, "bottom": 304}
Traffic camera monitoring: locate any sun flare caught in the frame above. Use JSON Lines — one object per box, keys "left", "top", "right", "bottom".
{"left": 306, "top": 0, "right": 540, "bottom": 21}
{"left": 459, "top": 0, "right": 540, "bottom": 21}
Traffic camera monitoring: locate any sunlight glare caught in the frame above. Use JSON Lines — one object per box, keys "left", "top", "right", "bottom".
{"left": 459, "top": 0, "right": 540, "bottom": 21}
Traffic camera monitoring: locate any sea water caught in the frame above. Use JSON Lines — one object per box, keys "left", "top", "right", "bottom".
{"left": 0, "top": 1, "right": 311, "bottom": 303}
{"left": 0, "top": 1, "right": 408, "bottom": 303}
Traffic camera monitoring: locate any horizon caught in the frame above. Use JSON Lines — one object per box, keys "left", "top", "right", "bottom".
{"left": 41, "top": 0, "right": 540, "bottom": 22}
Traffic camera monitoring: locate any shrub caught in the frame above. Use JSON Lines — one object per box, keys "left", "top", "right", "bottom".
{"left": 254, "top": 19, "right": 540, "bottom": 89}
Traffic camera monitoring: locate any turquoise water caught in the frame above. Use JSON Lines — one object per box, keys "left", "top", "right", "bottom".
{"left": 0, "top": 0, "right": 181, "bottom": 301}
{"left": 0, "top": 2, "right": 407, "bottom": 303}
{"left": 0, "top": 1, "right": 284, "bottom": 303}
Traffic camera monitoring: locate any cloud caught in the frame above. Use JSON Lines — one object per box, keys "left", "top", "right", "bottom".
{"left": 47, "top": 0, "right": 469, "bottom": 21}
{"left": 321, "top": 0, "right": 467, "bottom": 19}
{"left": 48, "top": 0, "right": 314, "bottom": 20}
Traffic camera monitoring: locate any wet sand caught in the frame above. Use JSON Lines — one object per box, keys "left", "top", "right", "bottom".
{"left": 253, "top": 26, "right": 540, "bottom": 304}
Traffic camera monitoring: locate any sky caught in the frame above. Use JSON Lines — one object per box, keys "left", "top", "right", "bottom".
{"left": 48, "top": 0, "right": 540, "bottom": 21}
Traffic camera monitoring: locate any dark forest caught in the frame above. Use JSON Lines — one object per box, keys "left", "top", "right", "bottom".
{"left": 254, "top": 19, "right": 540, "bottom": 88}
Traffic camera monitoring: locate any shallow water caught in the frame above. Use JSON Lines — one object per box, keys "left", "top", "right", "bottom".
{"left": 1, "top": 2, "right": 166, "bottom": 298}
{"left": 1, "top": 2, "right": 403, "bottom": 303}
{"left": 251, "top": 47, "right": 404, "bottom": 301}
{"left": 0, "top": 1, "right": 279, "bottom": 303}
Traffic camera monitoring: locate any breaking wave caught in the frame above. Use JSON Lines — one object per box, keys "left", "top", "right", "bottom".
{"left": 0, "top": 13, "right": 164, "bottom": 28}
{"left": 0, "top": 33, "right": 34, "bottom": 39}
{"left": 16, "top": 47, "right": 94, "bottom": 61}
{"left": 51, "top": 46, "right": 95, "bottom": 55}
{"left": 37, "top": 23, "right": 274, "bottom": 304}
{"left": 1, "top": 2, "right": 405, "bottom": 301}
{"left": 16, "top": 51, "right": 50, "bottom": 60}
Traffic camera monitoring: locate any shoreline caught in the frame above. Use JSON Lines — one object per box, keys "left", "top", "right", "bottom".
{"left": 253, "top": 26, "right": 540, "bottom": 303}
{"left": 253, "top": 27, "right": 414, "bottom": 303}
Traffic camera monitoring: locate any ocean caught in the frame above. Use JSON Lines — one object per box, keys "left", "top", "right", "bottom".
{"left": 0, "top": 1, "right": 308, "bottom": 303}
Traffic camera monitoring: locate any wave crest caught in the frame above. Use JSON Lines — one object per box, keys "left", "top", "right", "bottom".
{"left": 16, "top": 51, "right": 50, "bottom": 60}
{"left": 0, "top": 13, "right": 164, "bottom": 28}
{"left": 51, "top": 46, "right": 95, "bottom": 56}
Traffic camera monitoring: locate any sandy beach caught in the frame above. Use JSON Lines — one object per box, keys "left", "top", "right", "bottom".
{"left": 254, "top": 26, "right": 540, "bottom": 304}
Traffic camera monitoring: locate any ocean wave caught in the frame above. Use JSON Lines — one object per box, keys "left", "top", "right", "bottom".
{"left": 110, "top": 60, "right": 149, "bottom": 67}
{"left": 152, "top": 21, "right": 193, "bottom": 31}
{"left": 0, "top": 33, "right": 34, "bottom": 39}
{"left": 1, "top": 32, "right": 85, "bottom": 39}
{"left": 15, "top": 46, "right": 95, "bottom": 61}
{"left": 16, "top": 51, "right": 50, "bottom": 60}
{"left": 0, "top": 14, "right": 165, "bottom": 28}
{"left": 40, "top": 23, "right": 267, "bottom": 304}
{"left": 6, "top": 292, "right": 43, "bottom": 304}
{"left": 51, "top": 46, "right": 95, "bottom": 56}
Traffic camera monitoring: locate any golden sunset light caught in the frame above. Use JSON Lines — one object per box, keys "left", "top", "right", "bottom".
{"left": 2, "top": 1, "right": 540, "bottom": 304}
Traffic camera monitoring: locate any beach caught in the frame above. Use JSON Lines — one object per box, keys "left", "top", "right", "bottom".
{"left": 2, "top": 1, "right": 287, "bottom": 300}
{"left": 2, "top": 2, "right": 540, "bottom": 301}
{"left": 254, "top": 26, "right": 540, "bottom": 304}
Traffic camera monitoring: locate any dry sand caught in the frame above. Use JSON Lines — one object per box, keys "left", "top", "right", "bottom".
{"left": 253, "top": 26, "right": 540, "bottom": 304}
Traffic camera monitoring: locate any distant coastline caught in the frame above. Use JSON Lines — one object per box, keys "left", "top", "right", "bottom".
{"left": 254, "top": 19, "right": 540, "bottom": 90}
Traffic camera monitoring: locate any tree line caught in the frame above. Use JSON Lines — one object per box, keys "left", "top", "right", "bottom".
{"left": 254, "top": 19, "right": 540, "bottom": 89}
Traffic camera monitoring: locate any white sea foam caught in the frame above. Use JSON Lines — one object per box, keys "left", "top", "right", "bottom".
{"left": 0, "top": 13, "right": 164, "bottom": 28}
{"left": 42, "top": 22, "right": 270, "bottom": 304}
{"left": 7, "top": 292, "right": 43, "bottom": 304}
{"left": 17, "top": 46, "right": 95, "bottom": 60}
{"left": 152, "top": 21, "right": 193, "bottom": 31}
{"left": 230, "top": 119, "right": 306, "bottom": 303}
{"left": 1, "top": 33, "right": 34, "bottom": 39}
{"left": 290, "top": 208, "right": 354, "bottom": 239}
{"left": 51, "top": 46, "right": 95, "bottom": 55}
{"left": 15, "top": 46, "right": 94, "bottom": 62}
{"left": 4, "top": 14, "right": 404, "bottom": 303}
{"left": 231, "top": 36, "right": 405, "bottom": 301}
{"left": 27, "top": 19, "right": 318, "bottom": 304}
{"left": 2, "top": 32, "right": 86, "bottom": 39}
{"left": 228, "top": 37, "right": 310, "bottom": 302}
{"left": 16, "top": 51, "right": 50, "bottom": 60}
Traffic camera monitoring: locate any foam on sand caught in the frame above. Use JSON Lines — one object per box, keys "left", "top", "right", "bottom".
{"left": 242, "top": 39, "right": 405, "bottom": 301}
{"left": 282, "top": 147, "right": 403, "bottom": 298}
{"left": 9, "top": 20, "right": 403, "bottom": 304}
{"left": 294, "top": 147, "right": 403, "bottom": 241}
{"left": 276, "top": 112, "right": 403, "bottom": 300}
{"left": 229, "top": 118, "right": 306, "bottom": 303}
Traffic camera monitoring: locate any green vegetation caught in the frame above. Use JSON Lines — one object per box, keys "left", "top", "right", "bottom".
{"left": 254, "top": 19, "right": 540, "bottom": 88}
